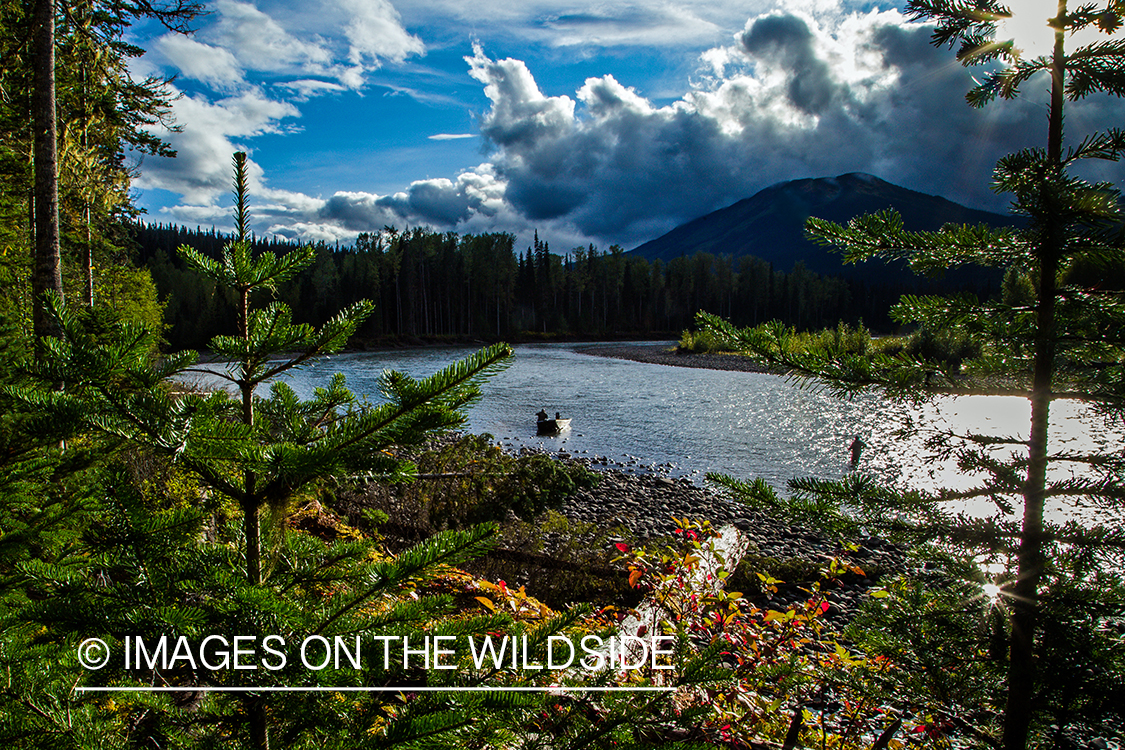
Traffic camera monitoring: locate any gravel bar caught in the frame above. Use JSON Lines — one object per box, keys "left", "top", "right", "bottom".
{"left": 574, "top": 343, "right": 781, "bottom": 374}
{"left": 522, "top": 445, "right": 905, "bottom": 621}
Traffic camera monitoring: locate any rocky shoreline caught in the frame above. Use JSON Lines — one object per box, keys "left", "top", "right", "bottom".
{"left": 522, "top": 445, "right": 904, "bottom": 621}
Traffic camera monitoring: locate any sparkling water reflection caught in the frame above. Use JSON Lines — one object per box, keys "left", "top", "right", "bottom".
{"left": 186, "top": 342, "right": 1120, "bottom": 525}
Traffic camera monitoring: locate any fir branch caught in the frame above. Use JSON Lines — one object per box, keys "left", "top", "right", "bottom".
{"left": 312, "top": 524, "right": 498, "bottom": 636}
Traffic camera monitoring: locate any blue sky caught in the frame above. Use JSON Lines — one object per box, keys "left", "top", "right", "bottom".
{"left": 127, "top": 0, "right": 1124, "bottom": 252}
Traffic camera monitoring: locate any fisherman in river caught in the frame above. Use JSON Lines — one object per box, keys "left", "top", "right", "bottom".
{"left": 849, "top": 435, "right": 865, "bottom": 466}
{"left": 536, "top": 409, "right": 549, "bottom": 422}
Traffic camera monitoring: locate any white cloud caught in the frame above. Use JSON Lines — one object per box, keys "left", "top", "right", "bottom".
{"left": 317, "top": 164, "right": 508, "bottom": 230}
{"left": 466, "top": 44, "right": 576, "bottom": 151}
{"left": 394, "top": 0, "right": 768, "bottom": 48}
{"left": 196, "top": 0, "right": 423, "bottom": 91}
{"left": 443, "top": 7, "right": 1080, "bottom": 246}
{"left": 266, "top": 221, "right": 357, "bottom": 243}
{"left": 177, "top": 164, "right": 518, "bottom": 244}
{"left": 536, "top": 5, "right": 721, "bottom": 48}
{"left": 135, "top": 88, "right": 300, "bottom": 205}
{"left": 339, "top": 0, "right": 425, "bottom": 66}
{"left": 209, "top": 0, "right": 334, "bottom": 74}
{"left": 429, "top": 133, "right": 476, "bottom": 140}
{"left": 154, "top": 35, "right": 245, "bottom": 90}
{"left": 138, "top": 1, "right": 1124, "bottom": 251}
{"left": 254, "top": 186, "right": 328, "bottom": 215}
{"left": 158, "top": 204, "right": 231, "bottom": 225}
{"left": 279, "top": 79, "right": 347, "bottom": 100}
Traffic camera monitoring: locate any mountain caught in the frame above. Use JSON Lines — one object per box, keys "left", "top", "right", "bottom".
{"left": 629, "top": 172, "right": 1015, "bottom": 284}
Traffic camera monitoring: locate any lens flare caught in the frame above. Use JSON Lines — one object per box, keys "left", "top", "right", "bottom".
{"left": 995, "top": 9, "right": 1056, "bottom": 60}
{"left": 995, "top": 6, "right": 1117, "bottom": 62}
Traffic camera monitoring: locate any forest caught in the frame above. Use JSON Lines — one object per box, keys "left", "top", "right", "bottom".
{"left": 132, "top": 221, "right": 967, "bottom": 349}
{"left": 2, "top": 1, "right": 1124, "bottom": 749}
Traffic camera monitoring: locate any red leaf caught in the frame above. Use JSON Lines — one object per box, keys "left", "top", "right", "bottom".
{"left": 820, "top": 602, "right": 830, "bottom": 613}
{"left": 615, "top": 542, "right": 630, "bottom": 552}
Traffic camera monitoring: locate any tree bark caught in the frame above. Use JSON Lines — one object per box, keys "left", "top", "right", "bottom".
{"left": 31, "top": 0, "right": 63, "bottom": 340}
{"left": 84, "top": 205, "right": 94, "bottom": 307}
{"left": 247, "top": 696, "right": 270, "bottom": 750}
{"left": 238, "top": 283, "right": 262, "bottom": 587}
{"left": 1003, "top": 4, "right": 1067, "bottom": 748}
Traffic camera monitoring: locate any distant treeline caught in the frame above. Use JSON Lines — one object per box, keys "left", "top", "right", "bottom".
{"left": 131, "top": 222, "right": 989, "bottom": 350}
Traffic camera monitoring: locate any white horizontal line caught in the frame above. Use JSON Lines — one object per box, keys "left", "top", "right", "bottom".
{"left": 76, "top": 686, "right": 673, "bottom": 693}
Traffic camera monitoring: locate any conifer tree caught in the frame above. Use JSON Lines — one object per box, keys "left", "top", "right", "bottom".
{"left": 13, "top": 0, "right": 201, "bottom": 339}
{"left": 6, "top": 154, "right": 727, "bottom": 749}
{"left": 699, "top": 2, "right": 1125, "bottom": 747}
{"left": 11, "top": 152, "right": 515, "bottom": 746}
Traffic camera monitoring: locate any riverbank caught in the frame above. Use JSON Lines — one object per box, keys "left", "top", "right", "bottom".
{"left": 345, "top": 332, "right": 683, "bottom": 350}
{"left": 525, "top": 446, "right": 903, "bottom": 621}
{"left": 351, "top": 430, "right": 903, "bottom": 621}
{"left": 576, "top": 343, "right": 780, "bottom": 374}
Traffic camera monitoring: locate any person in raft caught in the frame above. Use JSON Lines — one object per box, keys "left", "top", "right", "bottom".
{"left": 536, "top": 409, "right": 549, "bottom": 422}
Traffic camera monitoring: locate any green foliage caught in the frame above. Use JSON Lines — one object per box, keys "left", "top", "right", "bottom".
{"left": 707, "top": 475, "right": 857, "bottom": 538}
{"left": 615, "top": 519, "right": 901, "bottom": 748}
{"left": 679, "top": 321, "right": 910, "bottom": 366}
{"left": 4, "top": 153, "right": 754, "bottom": 749}
{"left": 349, "top": 434, "right": 599, "bottom": 537}
{"left": 843, "top": 563, "right": 1009, "bottom": 742}
{"left": 725, "top": 550, "right": 826, "bottom": 597}
{"left": 135, "top": 220, "right": 939, "bottom": 348}
{"left": 677, "top": 328, "right": 734, "bottom": 353}
{"left": 0, "top": 0, "right": 200, "bottom": 321}
{"left": 468, "top": 509, "right": 645, "bottom": 611}
{"left": 903, "top": 323, "right": 981, "bottom": 373}
{"left": 842, "top": 545, "right": 1125, "bottom": 747}
{"left": 697, "top": 4, "right": 1125, "bottom": 748}
{"left": 338, "top": 435, "right": 624, "bottom": 610}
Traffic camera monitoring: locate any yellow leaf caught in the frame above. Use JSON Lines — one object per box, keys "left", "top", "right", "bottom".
{"left": 475, "top": 596, "right": 496, "bottom": 611}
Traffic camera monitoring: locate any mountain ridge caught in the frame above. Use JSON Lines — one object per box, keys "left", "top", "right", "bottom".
{"left": 629, "top": 172, "right": 1015, "bottom": 284}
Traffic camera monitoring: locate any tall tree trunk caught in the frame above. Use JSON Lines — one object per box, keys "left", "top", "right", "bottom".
{"left": 32, "top": 0, "right": 63, "bottom": 340}
{"left": 238, "top": 284, "right": 262, "bottom": 587}
{"left": 84, "top": 205, "right": 94, "bottom": 306}
{"left": 82, "top": 53, "right": 94, "bottom": 307}
{"left": 248, "top": 698, "right": 269, "bottom": 750}
{"left": 1003, "top": 4, "right": 1066, "bottom": 748}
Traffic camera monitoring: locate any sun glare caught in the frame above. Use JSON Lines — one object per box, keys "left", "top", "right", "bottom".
{"left": 995, "top": 5, "right": 1118, "bottom": 61}
{"left": 995, "top": 8, "right": 1056, "bottom": 60}
{"left": 982, "top": 582, "right": 1003, "bottom": 602}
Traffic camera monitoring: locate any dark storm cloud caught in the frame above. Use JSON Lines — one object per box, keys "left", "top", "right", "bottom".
{"left": 237, "top": 7, "right": 1122, "bottom": 249}
{"left": 452, "top": 8, "right": 1117, "bottom": 248}
{"left": 740, "top": 14, "right": 839, "bottom": 114}
{"left": 315, "top": 166, "right": 509, "bottom": 232}
{"left": 505, "top": 178, "right": 587, "bottom": 220}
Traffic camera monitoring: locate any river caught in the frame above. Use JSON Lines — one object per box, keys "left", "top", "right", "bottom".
{"left": 185, "top": 341, "right": 1120, "bottom": 525}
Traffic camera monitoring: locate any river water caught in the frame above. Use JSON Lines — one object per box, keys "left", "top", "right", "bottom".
{"left": 186, "top": 342, "right": 1120, "bottom": 525}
